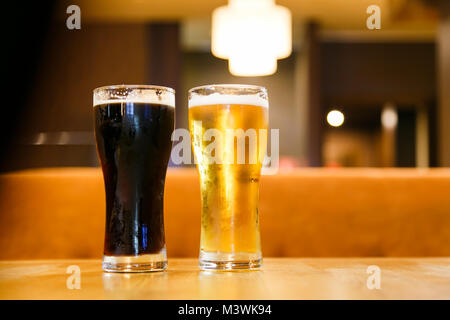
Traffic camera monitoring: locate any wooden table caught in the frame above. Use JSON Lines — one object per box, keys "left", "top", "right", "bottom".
{"left": 1, "top": 258, "right": 449, "bottom": 299}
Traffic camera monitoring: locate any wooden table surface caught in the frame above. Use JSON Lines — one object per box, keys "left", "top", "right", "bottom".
{"left": 1, "top": 258, "right": 449, "bottom": 300}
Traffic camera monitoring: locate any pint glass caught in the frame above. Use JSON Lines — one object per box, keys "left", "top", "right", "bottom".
{"left": 93, "top": 85, "right": 175, "bottom": 272}
{"left": 189, "top": 84, "right": 268, "bottom": 270}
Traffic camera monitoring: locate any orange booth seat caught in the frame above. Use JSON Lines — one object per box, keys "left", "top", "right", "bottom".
{"left": 0, "top": 167, "right": 449, "bottom": 259}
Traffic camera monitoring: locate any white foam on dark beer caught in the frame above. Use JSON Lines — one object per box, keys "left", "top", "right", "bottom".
{"left": 94, "top": 92, "right": 175, "bottom": 108}
{"left": 188, "top": 93, "right": 268, "bottom": 108}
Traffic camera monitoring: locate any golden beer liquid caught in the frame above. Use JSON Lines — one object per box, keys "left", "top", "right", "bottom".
{"left": 189, "top": 104, "right": 268, "bottom": 256}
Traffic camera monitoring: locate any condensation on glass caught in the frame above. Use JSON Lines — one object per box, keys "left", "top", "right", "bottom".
{"left": 93, "top": 85, "right": 175, "bottom": 272}
{"left": 189, "top": 84, "right": 268, "bottom": 270}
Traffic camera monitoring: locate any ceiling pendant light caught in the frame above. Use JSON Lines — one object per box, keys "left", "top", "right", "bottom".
{"left": 212, "top": 0, "right": 292, "bottom": 77}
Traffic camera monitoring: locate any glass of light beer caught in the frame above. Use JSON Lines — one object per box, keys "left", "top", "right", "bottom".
{"left": 93, "top": 85, "right": 175, "bottom": 272}
{"left": 188, "top": 84, "right": 268, "bottom": 270}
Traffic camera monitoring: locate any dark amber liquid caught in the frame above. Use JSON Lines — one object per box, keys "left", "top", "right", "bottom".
{"left": 94, "top": 102, "right": 174, "bottom": 256}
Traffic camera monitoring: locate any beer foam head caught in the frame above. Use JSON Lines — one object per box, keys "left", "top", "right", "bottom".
{"left": 188, "top": 84, "right": 268, "bottom": 108}
{"left": 93, "top": 85, "right": 175, "bottom": 107}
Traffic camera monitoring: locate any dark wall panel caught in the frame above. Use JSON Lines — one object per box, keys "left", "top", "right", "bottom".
{"left": 321, "top": 42, "right": 436, "bottom": 105}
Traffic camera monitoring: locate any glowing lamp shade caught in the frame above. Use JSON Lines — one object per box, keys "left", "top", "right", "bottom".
{"left": 327, "top": 110, "right": 345, "bottom": 127}
{"left": 212, "top": 0, "right": 292, "bottom": 77}
{"left": 381, "top": 106, "right": 398, "bottom": 129}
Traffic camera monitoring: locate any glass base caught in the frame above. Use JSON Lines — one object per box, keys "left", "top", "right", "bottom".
{"left": 199, "top": 250, "right": 262, "bottom": 271}
{"left": 103, "top": 249, "right": 167, "bottom": 273}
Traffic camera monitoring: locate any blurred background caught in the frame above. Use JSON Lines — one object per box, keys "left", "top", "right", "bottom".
{"left": 2, "top": 0, "right": 450, "bottom": 171}
{"left": 2, "top": 0, "right": 450, "bottom": 259}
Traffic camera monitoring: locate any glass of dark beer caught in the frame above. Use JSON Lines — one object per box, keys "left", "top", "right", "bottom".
{"left": 93, "top": 85, "right": 175, "bottom": 272}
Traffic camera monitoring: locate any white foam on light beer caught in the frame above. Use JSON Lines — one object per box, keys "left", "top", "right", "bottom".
{"left": 93, "top": 89, "right": 175, "bottom": 108}
{"left": 188, "top": 93, "right": 268, "bottom": 109}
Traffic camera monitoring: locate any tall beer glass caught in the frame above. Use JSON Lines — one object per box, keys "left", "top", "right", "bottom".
{"left": 93, "top": 85, "right": 175, "bottom": 272}
{"left": 189, "top": 84, "right": 268, "bottom": 270}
